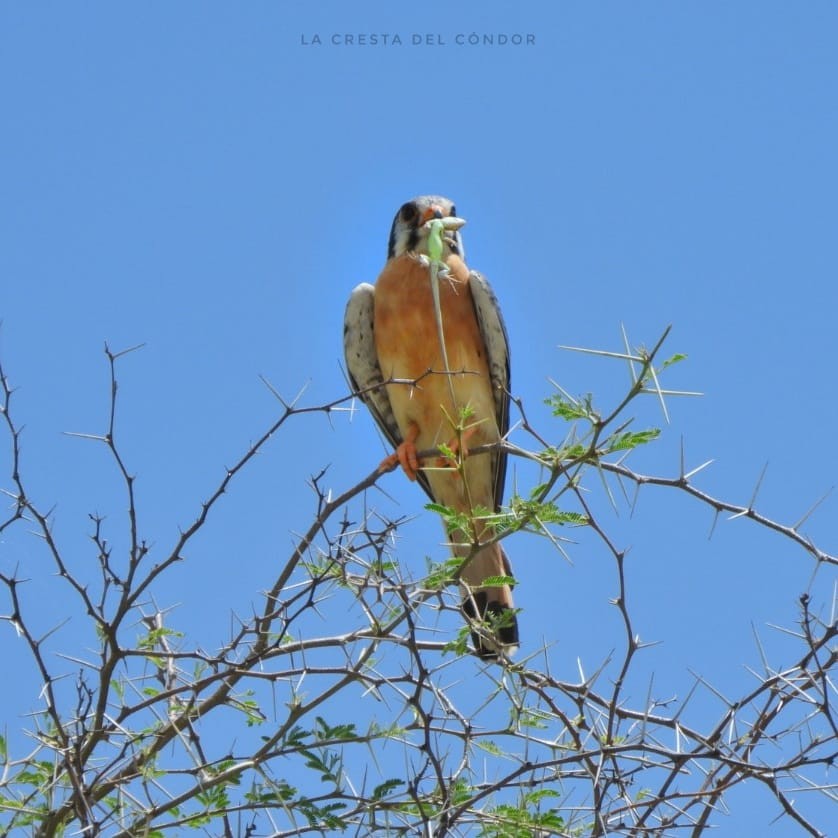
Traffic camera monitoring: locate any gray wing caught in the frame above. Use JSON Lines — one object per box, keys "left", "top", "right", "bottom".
{"left": 343, "top": 282, "right": 434, "bottom": 499}
{"left": 468, "top": 271, "right": 511, "bottom": 511}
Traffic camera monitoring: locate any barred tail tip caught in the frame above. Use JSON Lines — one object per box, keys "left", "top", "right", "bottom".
{"left": 462, "top": 591, "right": 520, "bottom": 660}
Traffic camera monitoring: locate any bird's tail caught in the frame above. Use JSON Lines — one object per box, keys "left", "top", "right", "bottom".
{"left": 458, "top": 542, "right": 519, "bottom": 658}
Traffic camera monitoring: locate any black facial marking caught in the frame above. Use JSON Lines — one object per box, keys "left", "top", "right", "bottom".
{"left": 386, "top": 222, "right": 397, "bottom": 259}
{"left": 387, "top": 201, "right": 419, "bottom": 259}
{"left": 399, "top": 201, "right": 419, "bottom": 224}
{"left": 447, "top": 204, "right": 461, "bottom": 255}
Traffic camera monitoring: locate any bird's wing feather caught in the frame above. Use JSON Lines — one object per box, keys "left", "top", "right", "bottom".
{"left": 343, "top": 282, "right": 434, "bottom": 498}
{"left": 468, "top": 271, "right": 510, "bottom": 511}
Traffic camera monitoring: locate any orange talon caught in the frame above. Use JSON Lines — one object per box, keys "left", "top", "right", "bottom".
{"left": 378, "top": 452, "right": 399, "bottom": 474}
{"left": 379, "top": 421, "right": 421, "bottom": 481}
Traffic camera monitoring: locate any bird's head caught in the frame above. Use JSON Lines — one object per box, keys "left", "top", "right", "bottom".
{"left": 386, "top": 195, "right": 466, "bottom": 261}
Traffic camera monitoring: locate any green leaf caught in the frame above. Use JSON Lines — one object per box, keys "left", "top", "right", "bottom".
{"left": 542, "top": 442, "right": 590, "bottom": 461}
{"left": 442, "top": 624, "right": 473, "bottom": 657}
{"left": 475, "top": 739, "right": 502, "bottom": 755}
{"left": 437, "top": 442, "right": 456, "bottom": 461}
{"left": 109, "top": 678, "right": 125, "bottom": 703}
{"left": 503, "top": 496, "right": 589, "bottom": 531}
{"left": 138, "top": 626, "right": 183, "bottom": 650}
{"left": 314, "top": 716, "right": 356, "bottom": 741}
{"left": 459, "top": 403, "right": 476, "bottom": 421}
{"left": 523, "top": 788, "right": 561, "bottom": 804}
{"left": 545, "top": 393, "right": 592, "bottom": 421}
{"left": 371, "top": 778, "right": 404, "bottom": 801}
{"left": 479, "top": 575, "right": 516, "bottom": 587}
{"left": 424, "top": 556, "right": 465, "bottom": 589}
{"left": 513, "top": 707, "right": 551, "bottom": 730}
{"left": 607, "top": 428, "right": 660, "bottom": 452}
{"left": 660, "top": 352, "right": 687, "bottom": 370}
{"left": 425, "top": 502, "right": 451, "bottom": 516}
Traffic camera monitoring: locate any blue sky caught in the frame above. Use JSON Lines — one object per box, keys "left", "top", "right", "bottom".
{"left": 1, "top": 2, "right": 836, "bottom": 834}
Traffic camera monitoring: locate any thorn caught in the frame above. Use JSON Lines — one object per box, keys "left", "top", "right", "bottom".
{"left": 110, "top": 342, "right": 147, "bottom": 360}
{"left": 793, "top": 486, "right": 834, "bottom": 530}
{"left": 547, "top": 377, "right": 580, "bottom": 406}
{"left": 620, "top": 322, "right": 637, "bottom": 385}
{"left": 558, "top": 345, "right": 644, "bottom": 363}
{"left": 647, "top": 361, "right": 670, "bottom": 424}
{"left": 63, "top": 431, "right": 109, "bottom": 442}
{"left": 708, "top": 508, "right": 720, "bottom": 539}
{"left": 259, "top": 374, "right": 286, "bottom": 405}
{"left": 683, "top": 459, "right": 715, "bottom": 481}
{"left": 747, "top": 462, "right": 769, "bottom": 510}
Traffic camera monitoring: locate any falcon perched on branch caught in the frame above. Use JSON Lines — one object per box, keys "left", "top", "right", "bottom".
{"left": 343, "top": 195, "right": 518, "bottom": 657}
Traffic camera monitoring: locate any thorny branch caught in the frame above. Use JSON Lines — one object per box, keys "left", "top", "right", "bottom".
{"left": 0, "top": 333, "right": 835, "bottom": 837}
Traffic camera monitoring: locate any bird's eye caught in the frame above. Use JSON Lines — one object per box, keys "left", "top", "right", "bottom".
{"left": 399, "top": 202, "right": 419, "bottom": 225}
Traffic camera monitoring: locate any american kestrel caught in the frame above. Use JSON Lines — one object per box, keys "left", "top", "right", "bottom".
{"left": 344, "top": 195, "right": 519, "bottom": 657}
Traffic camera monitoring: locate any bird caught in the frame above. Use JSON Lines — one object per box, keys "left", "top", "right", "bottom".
{"left": 343, "top": 195, "right": 518, "bottom": 658}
